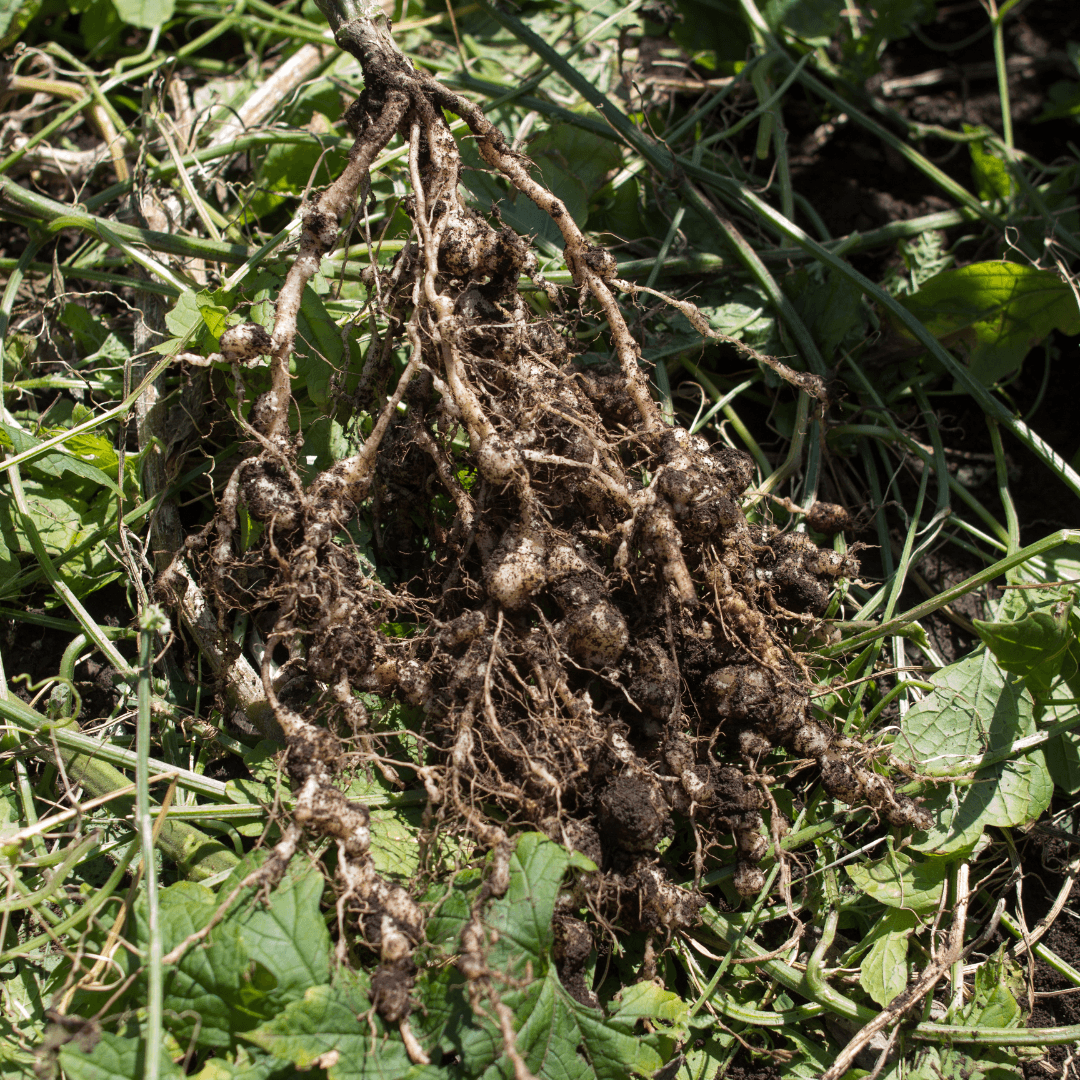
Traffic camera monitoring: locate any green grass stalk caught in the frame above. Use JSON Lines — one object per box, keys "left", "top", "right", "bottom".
{"left": 138, "top": 608, "right": 167, "bottom": 1080}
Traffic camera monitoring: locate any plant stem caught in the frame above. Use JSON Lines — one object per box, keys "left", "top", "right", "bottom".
{"left": 822, "top": 529, "right": 1080, "bottom": 657}
{"left": 138, "top": 609, "right": 166, "bottom": 1080}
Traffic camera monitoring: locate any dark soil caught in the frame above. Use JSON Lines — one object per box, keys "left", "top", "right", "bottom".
{"left": 1018, "top": 824, "right": 1080, "bottom": 1078}
{"left": 2, "top": 585, "right": 136, "bottom": 722}
{"left": 724, "top": 1055, "right": 783, "bottom": 1080}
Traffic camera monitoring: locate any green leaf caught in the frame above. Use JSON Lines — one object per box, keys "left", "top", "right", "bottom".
{"left": 1036, "top": 78, "right": 1080, "bottom": 122}
{"left": 104, "top": 882, "right": 270, "bottom": 1050}
{"left": 58, "top": 1029, "right": 184, "bottom": 1080}
{"left": 192, "top": 1047, "right": 295, "bottom": 1080}
{"left": 859, "top": 928, "right": 909, "bottom": 1006}
{"left": 0, "top": 474, "right": 124, "bottom": 600}
{"left": 676, "top": 1032, "right": 735, "bottom": 1080}
{"left": 294, "top": 287, "right": 344, "bottom": 409}
{"left": 894, "top": 262, "right": 1080, "bottom": 384}
{"left": 967, "top": 127, "right": 1012, "bottom": 201}
{"left": 249, "top": 138, "right": 348, "bottom": 219}
{"left": 157, "top": 288, "right": 208, "bottom": 355}
{"left": 996, "top": 543, "right": 1080, "bottom": 791}
{"left": 0, "top": 0, "right": 41, "bottom": 48}
{"left": 788, "top": 266, "right": 866, "bottom": 362}
{"left": 227, "top": 863, "right": 331, "bottom": 1007}
{"left": 245, "top": 978, "right": 430, "bottom": 1080}
{"left": 0, "top": 423, "right": 123, "bottom": 497}
{"left": 837, "top": 0, "right": 936, "bottom": 79}
{"left": 610, "top": 982, "right": 689, "bottom": 1026}
{"left": 845, "top": 849, "right": 948, "bottom": 912}
{"left": 975, "top": 590, "right": 1075, "bottom": 695}
{"left": 448, "top": 834, "right": 678, "bottom": 1079}
{"left": 963, "top": 946, "right": 1024, "bottom": 1027}
{"left": 60, "top": 303, "right": 112, "bottom": 354}
{"left": 671, "top": 1, "right": 751, "bottom": 64}
{"left": 898, "top": 650, "right": 1053, "bottom": 854}
{"left": 763, "top": 0, "right": 843, "bottom": 43}
{"left": 528, "top": 126, "right": 623, "bottom": 229}
{"left": 78, "top": 0, "right": 122, "bottom": 55}
{"left": 242, "top": 272, "right": 343, "bottom": 409}
{"left": 368, "top": 804, "right": 424, "bottom": 882}
{"left": 112, "top": 0, "right": 175, "bottom": 29}
{"left": 898, "top": 1044, "right": 1021, "bottom": 1080}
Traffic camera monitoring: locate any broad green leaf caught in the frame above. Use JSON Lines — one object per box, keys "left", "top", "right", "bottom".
{"left": 964, "top": 946, "right": 1024, "bottom": 1027}
{"left": 898, "top": 650, "right": 1053, "bottom": 853}
{"left": 159, "top": 288, "right": 234, "bottom": 354}
{"left": 0, "top": 476, "right": 124, "bottom": 600}
{"left": 228, "top": 864, "right": 331, "bottom": 1006}
{"left": 975, "top": 590, "right": 1075, "bottom": 695}
{"left": 78, "top": 0, "right": 122, "bottom": 54}
{"left": 1037, "top": 78, "right": 1080, "bottom": 122}
{"left": 859, "top": 929, "right": 909, "bottom": 1006}
{"left": 0, "top": 0, "right": 40, "bottom": 47}
{"left": 484, "top": 831, "right": 568, "bottom": 961}
{"left": 295, "top": 287, "right": 344, "bottom": 408}
{"left": 0, "top": 1015, "right": 38, "bottom": 1073}
{"left": 895, "top": 262, "right": 1080, "bottom": 384}
{"left": 0, "top": 423, "right": 123, "bottom": 497}
{"left": 782, "top": 1029, "right": 842, "bottom": 1080}
{"left": 458, "top": 163, "right": 560, "bottom": 255}
{"left": 244, "top": 978, "right": 433, "bottom": 1080}
{"left": 999, "top": 543, "right": 1080, "bottom": 791}
{"left": 199, "top": 298, "right": 231, "bottom": 342}
{"left": 112, "top": 0, "right": 175, "bottom": 28}
{"left": 590, "top": 176, "right": 644, "bottom": 245}
{"left": 839, "top": 0, "right": 936, "bottom": 78}
{"left": 891, "top": 1044, "right": 1020, "bottom": 1080}
{"left": 676, "top": 1033, "right": 735, "bottom": 1080}
{"left": 845, "top": 850, "right": 947, "bottom": 912}
{"left": 449, "top": 834, "right": 677, "bottom": 1080}
{"left": 764, "top": 0, "right": 843, "bottom": 43}
{"left": 882, "top": 230, "right": 954, "bottom": 297}
{"left": 528, "top": 126, "right": 623, "bottom": 229}
{"left": 299, "top": 415, "right": 349, "bottom": 481}
{"left": 848, "top": 907, "right": 919, "bottom": 965}
{"left": 610, "top": 982, "right": 689, "bottom": 1026}
{"left": 788, "top": 267, "right": 866, "bottom": 362}
{"left": 157, "top": 289, "right": 208, "bottom": 355}
{"left": 249, "top": 137, "right": 348, "bottom": 219}
{"left": 193, "top": 1047, "right": 293, "bottom": 1080}
{"left": 60, "top": 303, "right": 111, "bottom": 354}
{"left": 369, "top": 804, "right": 424, "bottom": 882}
{"left": 242, "top": 272, "right": 344, "bottom": 408}
{"left": 58, "top": 1029, "right": 184, "bottom": 1080}
{"left": 117, "top": 882, "right": 267, "bottom": 1050}
{"left": 967, "top": 128, "right": 1012, "bottom": 200}
{"left": 1045, "top": 722, "right": 1080, "bottom": 795}
{"left": 672, "top": 1, "right": 751, "bottom": 63}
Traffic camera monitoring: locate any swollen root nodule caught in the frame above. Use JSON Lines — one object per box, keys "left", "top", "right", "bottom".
{"left": 170, "top": 5, "right": 929, "bottom": 1032}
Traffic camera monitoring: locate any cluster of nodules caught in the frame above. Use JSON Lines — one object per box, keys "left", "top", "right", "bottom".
{"left": 188, "top": 67, "right": 930, "bottom": 1028}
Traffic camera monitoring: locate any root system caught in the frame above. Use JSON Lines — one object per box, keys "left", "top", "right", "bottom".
{"left": 162, "top": 2, "right": 931, "bottom": 1040}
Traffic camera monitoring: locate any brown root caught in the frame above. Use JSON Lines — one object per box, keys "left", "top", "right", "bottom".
{"left": 173, "top": 4, "right": 929, "bottom": 1022}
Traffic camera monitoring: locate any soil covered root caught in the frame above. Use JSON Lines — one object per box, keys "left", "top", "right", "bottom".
{"left": 172, "top": 2, "right": 932, "bottom": 1025}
